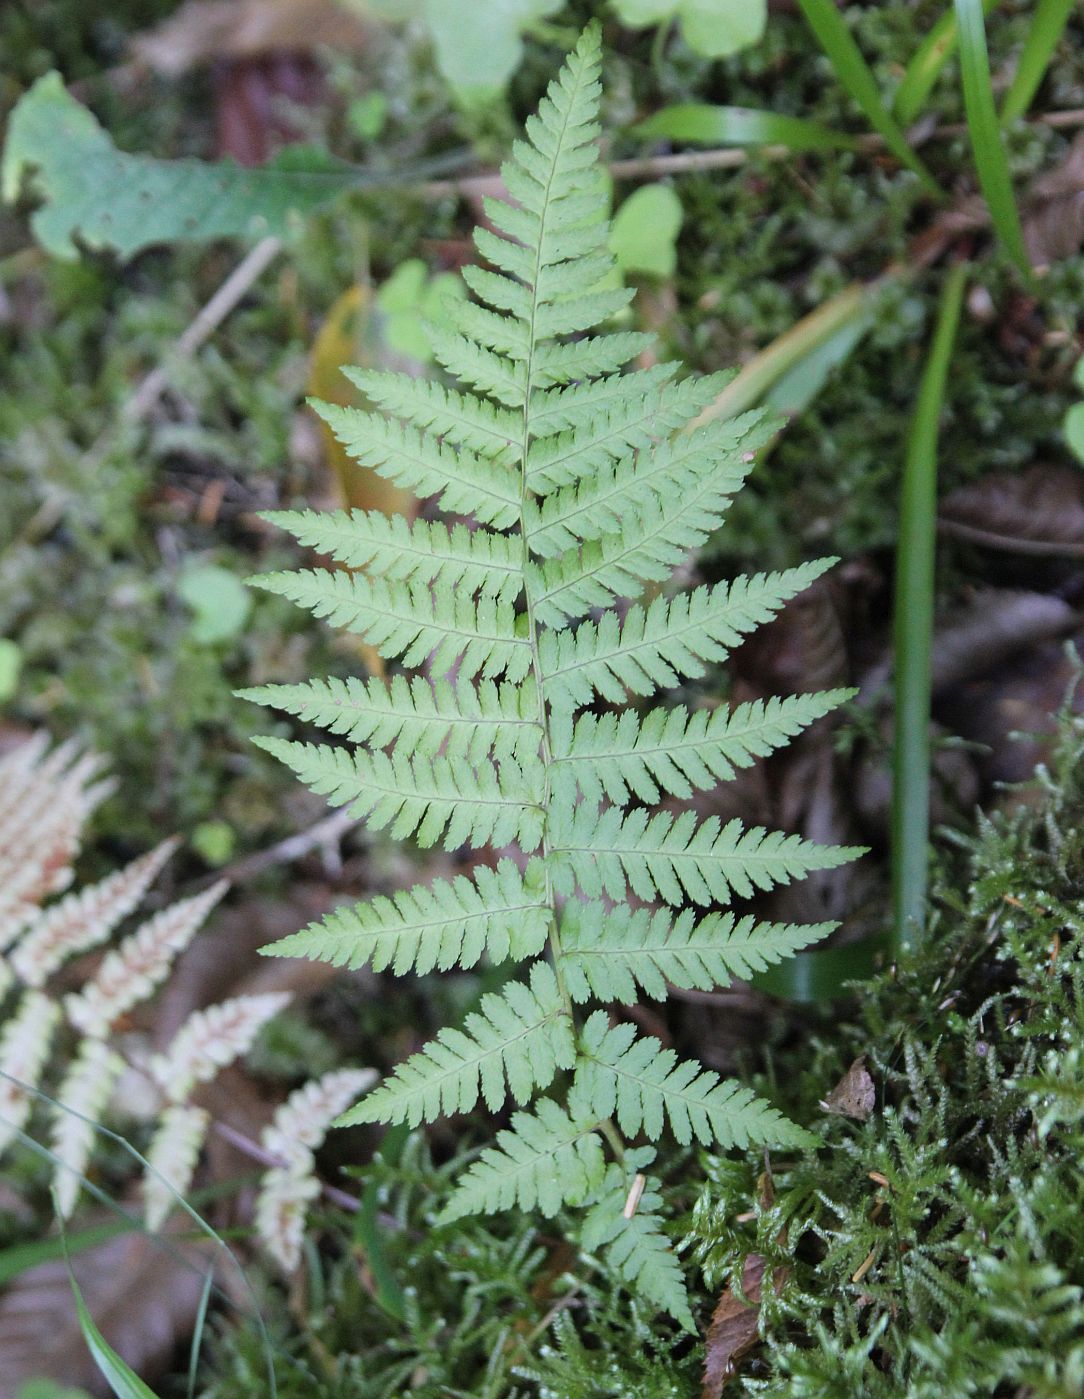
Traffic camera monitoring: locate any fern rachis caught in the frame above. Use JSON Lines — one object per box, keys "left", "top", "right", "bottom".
{"left": 249, "top": 23, "right": 860, "bottom": 1328}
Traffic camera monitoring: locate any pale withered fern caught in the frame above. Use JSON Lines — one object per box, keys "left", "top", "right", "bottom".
{"left": 244, "top": 24, "right": 860, "bottom": 1328}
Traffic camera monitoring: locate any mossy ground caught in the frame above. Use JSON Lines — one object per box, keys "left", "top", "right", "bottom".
{"left": 2, "top": 2, "right": 1084, "bottom": 1393}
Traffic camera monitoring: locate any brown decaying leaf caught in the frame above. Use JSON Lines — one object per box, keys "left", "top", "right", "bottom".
{"left": 819, "top": 1056, "right": 876, "bottom": 1120}
{"left": 132, "top": 0, "right": 370, "bottom": 76}
{"left": 0, "top": 1227, "right": 211, "bottom": 1398}
{"left": 1023, "top": 133, "right": 1084, "bottom": 269}
{"left": 940, "top": 464, "right": 1084, "bottom": 558}
{"left": 701, "top": 1254, "right": 767, "bottom": 1399}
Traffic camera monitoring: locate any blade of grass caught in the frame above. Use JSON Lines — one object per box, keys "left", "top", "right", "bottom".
{"left": 692, "top": 280, "right": 876, "bottom": 427}
{"left": 795, "top": 0, "right": 943, "bottom": 195}
{"left": 634, "top": 104, "right": 860, "bottom": 152}
{"left": 1000, "top": 0, "right": 1075, "bottom": 125}
{"left": 186, "top": 1268, "right": 215, "bottom": 1399}
{"left": 892, "top": 262, "right": 967, "bottom": 956}
{"left": 893, "top": 0, "right": 999, "bottom": 127}
{"left": 954, "top": 0, "right": 1034, "bottom": 278}
{"left": 57, "top": 1208, "right": 163, "bottom": 1399}
{"left": 752, "top": 932, "right": 890, "bottom": 1003}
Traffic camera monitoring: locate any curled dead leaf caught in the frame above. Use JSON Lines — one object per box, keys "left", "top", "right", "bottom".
{"left": 940, "top": 465, "right": 1084, "bottom": 558}
{"left": 819, "top": 1056, "right": 876, "bottom": 1120}
{"left": 701, "top": 1254, "right": 768, "bottom": 1399}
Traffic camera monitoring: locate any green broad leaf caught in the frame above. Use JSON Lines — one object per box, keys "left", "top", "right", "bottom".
{"left": 3, "top": 73, "right": 372, "bottom": 261}
{"left": 635, "top": 104, "right": 858, "bottom": 152}
{"left": 177, "top": 564, "right": 251, "bottom": 645}
{"left": 0, "top": 637, "right": 21, "bottom": 702}
{"left": 611, "top": 0, "right": 766, "bottom": 59}
{"left": 1064, "top": 402, "right": 1084, "bottom": 465}
{"left": 419, "top": 0, "right": 564, "bottom": 103}
{"left": 375, "top": 259, "right": 464, "bottom": 362}
{"left": 67, "top": 1269, "right": 162, "bottom": 1399}
{"left": 609, "top": 184, "right": 683, "bottom": 279}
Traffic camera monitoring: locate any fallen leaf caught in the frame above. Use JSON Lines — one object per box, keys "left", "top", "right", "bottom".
{"left": 1023, "top": 133, "right": 1084, "bottom": 269}
{"left": 132, "top": 0, "right": 371, "bottom": 75}
{"left": 0, "top": 1227, "right": 210, "bottom": 1398}
{"left": 939, "top": 464, "right": 1084, "bottom": 557}
{"left": 819, "top": 1056, "right": 876, "bottom": 1120}
{"left": 701, "top": 1253, "right": 767, "bottom": 1399}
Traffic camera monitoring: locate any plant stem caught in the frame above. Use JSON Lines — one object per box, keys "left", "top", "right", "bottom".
{"left": 891, "top": 261, "right": 967, "bottom": 955}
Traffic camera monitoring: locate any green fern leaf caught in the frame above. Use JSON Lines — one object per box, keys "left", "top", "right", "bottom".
{"left": 241, "top": 675, "right": 541, "bottom": 764}
{"left": 581, "top": 1154, "right": 695, "bottom": 1332}
{"left": 249, "top": 23, "right": 860, "bottom": 1326}
{"left": 560, "top": 902, "right": 838, "bottom": 1002}
{"left": 552, "top": 690, "right": 852, "bottom": 805}
{"left": 311, "top": 404, "right": 521, "bottom": 526}
{"left": 550, "top": 798, "right": 861, "bottom": 906}
{"left": 344, "top": 961, "right": 575, "bottom": 1127}
{"left": 265, "top": 859, "right": 550, "bottom": 975}
{"left": 439, "top": 1094, "right": 605, "bottom": 1222}
{"left": 261, "top": 509, "right": 524, "bottom": 602}
{"left": 576, "top": 1012, "right": 817, "bottom": 1149}
{"left": 250, "top": 568, "right": 532, "bottom": 681}
{"left": 538, "top": 561, "right": 836, "bottom": 707}
{"left": 254, "top": 737, "right": 545, "bottom": 851}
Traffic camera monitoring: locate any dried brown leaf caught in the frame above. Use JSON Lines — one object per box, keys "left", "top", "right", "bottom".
{"left": 132, "top": 0, "right": 370, "bottom": 75}
{"left": 0, "top": 1227, "right": 211, "bottom": 1398}
{"left": 940, "top": 464, "right": 1084, "bottom": 557}
{"left": 1024, "top": 133, "right": 1084, "bottom": 269}
{"left": 819, "top": 1056, "right": 876, "bottom": 1120}
{"left": 701, "top": 1254, "right": 766, "bottom": 1399}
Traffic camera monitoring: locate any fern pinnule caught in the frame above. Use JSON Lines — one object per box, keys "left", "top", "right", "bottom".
{"left": 255, "top": 1164, "right": 321, "bottom": 1273}
{"left": 50, "top": 1037, "right": 123, "bottom": 1218}
{"left": 151, "top": 992, "right": 291, "bottom": 1103}
{"left": 64, "top": 879, "right": 228, "bottom": 1037}
{"left": 250, "top": 23, "right": 860, "bottom": 1326}
{"left": 0, "top": 991, "right": 61, "bottom": 1154}
{"left": 12, "top": 837, "right": 180, "bottom": 988}
{"left": 262, "top": 1067, "right": 377, "bottom": 1168}
{"left": 143, "top": 1102, "right": 209, "bottom": 1231}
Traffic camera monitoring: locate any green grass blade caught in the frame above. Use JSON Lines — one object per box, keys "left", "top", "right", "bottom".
{"left": 954, "top": 0, "right": 1034, "bottom": 278}
{"left": 752, "top": 932, "right": 889, "bottom": 1003}
{"left": 1000, "top": 0, "right": 1074, "bottom": 125}
{"left": 58, "top": 1214, "right": 163, "bottom": 1399}
{"left": 892, "top": 262, "right": 967, "bottom": 955}
{"left": 186, "top": 1268, "right": 215, "bottom": 1399}
{"left": 795, "top": 0, "right": 943, "bottom": 195}
{"left": 634, "top": 104, "right": 859, "bottom": 152}
{"left": 893, "top": 0, "right": 998, "bottom": 127}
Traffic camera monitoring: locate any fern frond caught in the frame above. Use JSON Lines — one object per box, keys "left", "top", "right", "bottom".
{"left": 143, "top": 1103, "right": 209, "bottom": 1231}
{"left": 581, "top": 1155, "right": 694, "bottom": 1332}
{"left": 551, "top": 801, "right": 861, "bottom": 907}
{"left": 255, "top": 738, "right": 545, "bottom": 851}
{"left": 538, "top": 562, "right": 836, "bottom": 707}
{"left": 262, "top": 509, "right": 524, "bottom": 604}
{"left": 344, "top": 962, "right": 574, "bottom": 1127}
{"left": 526, "top": 410, "right": 762, "bottom": 557}
{"left": 560, "top": 903, "right": 837, "bottom": 1002}
{"left": 251, "top": 568, "right": 532, "bottom": 682}
{"left": 311, "top": 403, "right": 520, "bottom": 526}
{"left": 576, "top": 1012, "right": 817, "bottom": 1149}
{"left": 527, "top": 363, "right": 673, "bottom": 438}
{"left": 11, "top": 837, "right": 179, "bottom": 988}
{"left": 51, "top": 1037, "right": 123, "bottom": 1219}
{"left": 342, "top": 369, "right": 519, "bottom": 461}
{"left": 266, "top": 859, "right": 550, "bottom": 975}
{"left": 439, "top": 1095, "right": 605, "bottom": 1222}
{"left": 240, "top": 675, "right": 541, "bottom": 766}
{"left": 427, "top": 324, "right": 526, "bottom": 407}
{"left": 255, "top": 1163, "right": 320, "bottom": 1273}
{"left": 262, "top": 1068, "right": 377, "bottom": 1168}
{"left": 0, "top": 991, "right": 60, "bottom": 1154}
{"left": 552, "top": 690, "right": 852, "bottom": 806}
{"left": 150, "top": 991, "right": 291, "bottom": 1103}
{"left": 64, "top": 881, "right": 228, "bottom": 1037}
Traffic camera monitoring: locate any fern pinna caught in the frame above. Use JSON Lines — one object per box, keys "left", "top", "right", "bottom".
{"left": 246, "top": 24, "right": 859, "bottom": 1327}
